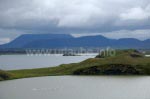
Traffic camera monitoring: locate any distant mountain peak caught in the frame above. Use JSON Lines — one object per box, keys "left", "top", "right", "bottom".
{"left": 0, "top": 34, "right": 149, "bottom": 49}
{"left": 0, "top": 34, "right": 73, "bottom": 48}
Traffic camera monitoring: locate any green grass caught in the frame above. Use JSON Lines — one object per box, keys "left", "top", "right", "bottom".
{"left": 0, "top": 49, "right": 150, "bottom": 81}
{"left": 0, "top": 70, "right": 13, "bottom": 81}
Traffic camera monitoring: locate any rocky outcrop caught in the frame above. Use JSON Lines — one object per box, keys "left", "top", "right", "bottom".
{"left": 73, "top": 64, "right": 140, "bottom": 75}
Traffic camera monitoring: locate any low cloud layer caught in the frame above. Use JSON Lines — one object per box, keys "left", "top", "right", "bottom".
{"left": 0, "top": 0, "right": 150, "bottom": 41}
{"left": 0, "top": 38, "right": 10, "bottom": 44}
{"left": 72, "top": 29, "right": 150, "bottom": 40}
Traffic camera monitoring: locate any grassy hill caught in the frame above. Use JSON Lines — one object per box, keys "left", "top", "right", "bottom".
{"left": 0, "top": 49, "right": 150, "bottom": 81}
{"left": 0, "top": 70, "right": 13, "bottom": 81}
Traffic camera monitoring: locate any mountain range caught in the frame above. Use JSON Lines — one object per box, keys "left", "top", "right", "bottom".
{"left": 0, "top": 34, "right": 149, "bottom": 49}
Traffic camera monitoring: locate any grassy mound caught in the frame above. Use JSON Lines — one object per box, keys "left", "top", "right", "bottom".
{"left": 73, "top": 64, "right": 140, "bottom": 75}
{"left": 0, "top": 70, "right": 12, "bottom": 81}
{"left": 0, "top": 49, "right": 149, "bottom": 81}
{"left": 95, "top": 49, "right": 144, "bottom": 58}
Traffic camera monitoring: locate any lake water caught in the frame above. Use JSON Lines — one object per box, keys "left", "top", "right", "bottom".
{"left": 0, "top": 76, "right": 150, "bottom": 99}
{"left": 0, "top": 54, "right": 95, "bottom": 70}
{"left": 145, "top": 55, "right": 150, "bottom": 57}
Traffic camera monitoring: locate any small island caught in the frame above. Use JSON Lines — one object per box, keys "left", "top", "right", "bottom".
{"left": 0, "top": 49, "right": 150, "bottom": 81}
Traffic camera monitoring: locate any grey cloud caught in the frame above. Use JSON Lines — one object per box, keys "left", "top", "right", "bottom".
{"left": 0, "top": 0, "right": 150, "bottom": 40}
{"left": 0, "top": 38, "right": 10, "bottom": 44}
{"left": 72, "top": 29, "right": 150, "bottom": 40}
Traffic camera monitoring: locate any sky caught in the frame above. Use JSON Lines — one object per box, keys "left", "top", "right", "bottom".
{"left": 0, "top": 0, "right": 150, "bottom": 44}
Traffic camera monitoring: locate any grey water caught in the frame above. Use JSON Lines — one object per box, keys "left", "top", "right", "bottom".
{"left": 0, "top": 54, "right": 95, "bottom": 70}
{"left": 0, "top": 76, "right": 150, "bottom": 99}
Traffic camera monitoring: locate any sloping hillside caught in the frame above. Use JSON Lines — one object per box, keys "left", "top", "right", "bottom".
{"left": 1, "top": 49, "right": 148, "bottom": 81}
{"left": 0, "top": 34, "right": 150, "bottom": 49}
{"left": 0, "top": 34, "right": 73, "bottom": 48}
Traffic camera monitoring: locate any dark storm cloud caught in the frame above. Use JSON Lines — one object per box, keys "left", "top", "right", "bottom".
{"left": 0, "top": 0, "right": 150, "bottom": 43}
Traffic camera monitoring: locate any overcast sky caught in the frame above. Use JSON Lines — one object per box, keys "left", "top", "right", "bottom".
{"left": 0, "top": 0, "right": 150, "bottom": 44}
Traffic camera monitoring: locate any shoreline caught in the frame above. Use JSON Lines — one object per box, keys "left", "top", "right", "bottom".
{"left": 1, "top": 49, "right": 150, "bottom": 81}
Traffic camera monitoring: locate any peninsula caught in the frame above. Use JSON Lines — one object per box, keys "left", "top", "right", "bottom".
{"left": 0, "top": 49, "right": 150, "bottom": 81}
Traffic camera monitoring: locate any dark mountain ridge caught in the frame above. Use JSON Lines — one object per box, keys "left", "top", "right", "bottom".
{"left": 0, "top": 34, "right": 73, "bottom": 48}
{"left": 0, "top": 34, "right": 149, "bottom": 49}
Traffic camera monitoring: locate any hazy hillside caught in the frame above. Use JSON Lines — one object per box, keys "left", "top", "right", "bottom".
{"left": 0, "top": 34, "right": 149, "bottom": 49}
{"left": 0, "top": 34, "right": 73, "bottom": 48}
{"left": 23, "top": 35, "right": 150, "bottom": 49}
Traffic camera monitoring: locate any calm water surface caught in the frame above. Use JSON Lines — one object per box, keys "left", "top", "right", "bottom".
{"left": 0, "top": 54, "right": 95, "bottom": 70}
{"left": 0, "top": 76, "right": 150, "bottom": 99}
{"left": 0, "top": 54, "right": 150, "bottom": 99}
